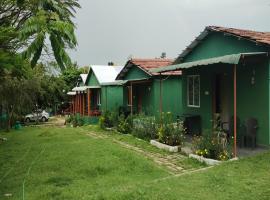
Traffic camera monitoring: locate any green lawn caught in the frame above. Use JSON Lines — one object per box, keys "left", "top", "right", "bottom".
{"left": 0, "top": 126, "right": 270, "bottom": 200}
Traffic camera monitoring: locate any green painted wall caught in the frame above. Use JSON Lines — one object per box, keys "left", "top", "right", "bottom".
{"left": 183, "top": 32, "right": 268, "bottom": 62}
{"left": 123, "top": 66, "right": 150, "bottom": 80}
{"left": 152, "top": 77, "right": 182, "bottom": 117}
{"left": 101, "top": 85, "right": 124, "bottom": 112}
{"left": 180, "top": 32, "right": 270, "bottom": 145}
{"left": 121, "top": 65, "right": 183, "bottom": 118}
{"left": 86, "top": 71, "right": 100, "bottom": 86}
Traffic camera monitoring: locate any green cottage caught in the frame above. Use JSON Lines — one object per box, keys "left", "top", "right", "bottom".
{"left": 116, "top": 58, "right": 183, "bottom": 118}
{"left": 154, "top": 26, "right": 270, "bottom": 147}
{"left": 84, "top": 65, "right": 124, "bottom": 114}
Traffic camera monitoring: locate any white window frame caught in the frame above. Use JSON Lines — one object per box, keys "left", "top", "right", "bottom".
{"left": 127, "top": 86, "right": 132, "bottom": 106}
{"left": 187, "top": 75, "right": 200, "bottom": 108}
{"left": 97, "top": 90, "right": 101, "bottom": 106}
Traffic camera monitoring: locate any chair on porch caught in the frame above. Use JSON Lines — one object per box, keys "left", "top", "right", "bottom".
{"left": 221, "top": 116, "right": 240, "bottom": 141}
{"left": 241, "top": 118, "right": 258, "bottom": 149}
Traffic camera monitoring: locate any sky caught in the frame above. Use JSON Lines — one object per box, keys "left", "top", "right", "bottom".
{"left": 69, "top": 0, "right": 270, "bottom": 66}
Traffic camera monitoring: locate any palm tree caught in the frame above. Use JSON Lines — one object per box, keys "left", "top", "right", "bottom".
{"left": 19, "top": 0, "right": 80, "bottom": 70}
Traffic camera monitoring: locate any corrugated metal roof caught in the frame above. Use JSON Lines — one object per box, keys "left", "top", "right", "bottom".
{"left": 175, "top": 26, "right": 270, "bottom": 63}
{"left": 67, "top": 91, "right": 76, "bottom": 96}
{"left": 153, "top": 52, "right": 267, "bottom": 73}
{"left": 72, "top": 86, "right": 101, "bottom": 92}
{"left": 89, "top": 65, "right": 124, "bottom": 84}
{"left": 101, "top": 80, "right": 128, "bottom": 86}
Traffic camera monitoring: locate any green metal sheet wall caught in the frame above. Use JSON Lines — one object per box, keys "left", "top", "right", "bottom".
{"left": 123, "top": 66, "right": 150, "bottom": 80}
{"left": 152, "top": 77, "right": 183, "bottom": 118}
{"left": 86, "top": 71, "right": 100, "bottom": 86}
{"left": 183, "top": 32, "right": 269, "bottom": 62}
{"left": 101, "top": 85, "right": 124, "bottom": 112}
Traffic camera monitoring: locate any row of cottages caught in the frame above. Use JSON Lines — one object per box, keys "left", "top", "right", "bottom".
{"left": 69, "top": 65, "right": 124, "bottom": 116}
{"left": 68, "top": 59, "right": 182, "bottom": 117}
{"left": 68, "top": 25, "right": 270, "bottom": 148}
{"left": 153, "top": 26, "right": 270, "bottom": 148}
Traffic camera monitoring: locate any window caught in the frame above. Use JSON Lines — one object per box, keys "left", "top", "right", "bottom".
{"left": 97, "top": 90, "right": 101, "bottom": 106}
{"left": 127, "top": 86, "right": 132, "bottom": 106}
{"left": 187, "top": 75, "right": 200, "bottom": 107}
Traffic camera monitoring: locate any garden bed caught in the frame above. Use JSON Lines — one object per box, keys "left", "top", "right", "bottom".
{"left": 189, "top": 154, "right": 238, "bottom": 165}
{"left": 150, "top": 140, "right": 180, "bottom": 152}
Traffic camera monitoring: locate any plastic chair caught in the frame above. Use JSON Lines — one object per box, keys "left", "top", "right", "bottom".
{"left": 242, "top": 118, "right": 258, "bottom": 149}
{"left": 221, "top": 116, "right": 240, "bottom": 140}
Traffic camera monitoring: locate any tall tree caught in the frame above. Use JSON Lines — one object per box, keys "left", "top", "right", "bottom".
{"left": 0, "top": 0, "right": 80, "bottom": 70}
{"left": 19, "top": 0, "right": 80, "bottom": 70}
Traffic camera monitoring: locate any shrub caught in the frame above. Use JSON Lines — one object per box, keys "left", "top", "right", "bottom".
{"left": 117, "top": 114, "right": 132, "bottom": 134}
{"left": 100, "top": 111, "right": 119, "bottom": 128}
{"left": 132, "top": 114, "right": 157, "bottom": 140}
{"left": 157, "top": 112, "right": 186, "bottom": 146}
{"left": 192, "top": 114, "right": 233, "bottom": 161}
{"left": 99, "top": 116, "right": 106, "bottom": 129}
{"left": 65, "top": 114, "right": 89, "bottom": 127}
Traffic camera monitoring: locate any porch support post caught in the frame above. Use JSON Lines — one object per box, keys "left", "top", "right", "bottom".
{"left": 77, "top": 93, "right": 79, "bottom": 114}
{"left": 159, "top": 73, "right": 163, "bottom": 113}
{"left": 72, "top": 96, "right": 74, "bottom": 114}
{"left": 81, "top": 93, "right": 83, "bottom": 115}
{"left": 79, "top": 92, "right": 82, "bottom": 115}
{"left": 82, "top": 92, "right": 85, "bottom": 116}
{"left": 130, "top": 82, "right": 133, "bottom": 116}
{"left": 88, "top": 89, "right": 91, "bottom": 116}
{"left": 233, "top": 64, "right": 237, "bottom": 157}
{"left": 75, "top": 93, "right": 77, "bottom": 113}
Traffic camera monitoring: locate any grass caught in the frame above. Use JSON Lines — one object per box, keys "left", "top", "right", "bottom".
{"left": 0, "top": 126, "right": 270, "bottom": 199}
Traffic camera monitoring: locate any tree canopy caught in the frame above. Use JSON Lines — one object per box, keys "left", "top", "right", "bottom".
{"left": 0, "top": 0, "right": 82, "bottom": 130}
{"left": 1, "top": 0, "right": 80, "bottom": 70}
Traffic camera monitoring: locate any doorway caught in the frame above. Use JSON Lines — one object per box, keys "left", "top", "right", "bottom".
{"left": 213, "top": 73, "right": 232, "bottom": 123}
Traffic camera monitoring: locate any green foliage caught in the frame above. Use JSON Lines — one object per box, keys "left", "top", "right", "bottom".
{"left": 60, "top": 65, "right": 85, "bottom": 91}
{"left": 99, "top": 111, "right": 119, "bottom": 129}
{"left": 157, "top": 112, "right": 186, "bottom": 146}
{"left": 132, "top": 114, "right": 157, "bottom": 140}
{"left": 1, "top": 0, "right": 80, "bottom": 70}
{"left": 66, "top": 114, "right": 99, "bottom": 127}
{"left": 117, "top": 114, "right": 132, "bottom": 134}
{"left": 192, "top": 114, "right": 233, "bottom": 161}
{"left": 0, "top": 57, "right": 43, "bottom": 129}
{"left": 98, "top": 116, "right": 106, "bottom": 130}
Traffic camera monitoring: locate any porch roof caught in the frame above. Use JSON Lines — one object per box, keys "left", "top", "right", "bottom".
{"left": 101, "top": 80, "right": 128, "bottom": 86}
{"left": 67, "top": 91, "right": 76, "bottom": 96}
{"left": 151, "top": 52, "right": 268, "bottom": 73}
{"left": 72, "top": 86, "right": 101, "bottom": 92}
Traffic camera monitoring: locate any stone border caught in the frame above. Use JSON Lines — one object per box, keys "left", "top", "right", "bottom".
{"left": 189, "top": 154, "right": 238, "bottom": 165}
{"left": 150, "top": 140, "right": 180, "bottom": 152}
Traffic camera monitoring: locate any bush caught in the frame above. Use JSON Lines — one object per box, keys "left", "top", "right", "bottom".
{"left": 192, "top": 114, "right": 233, "bottom": 161}
{"left": 117, "top": 114, "right": 132, "bottom": 134}
{"left": 132, "top": 114, "right": 157, "bottom": 140}
{"left": 99, "top": 111, "right": 119, "bottom": 129}
{"left": 157, "top": 112, "right": 186, "bottom": 146}
{"left": 66, "top": 114, "right": 99, "bottom": 127}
